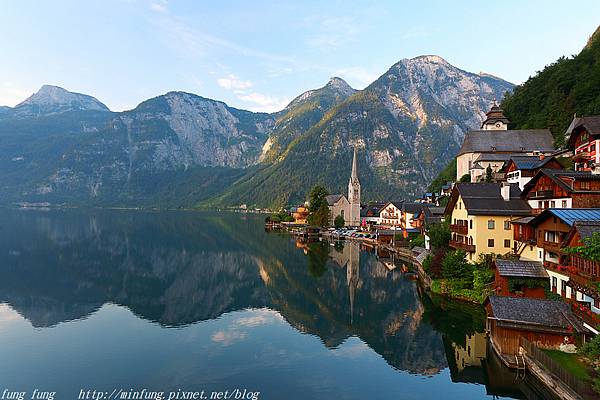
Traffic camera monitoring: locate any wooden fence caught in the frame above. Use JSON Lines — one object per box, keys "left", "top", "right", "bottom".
{"left": 520, "top": 337, "right": 597, "bottom": 400}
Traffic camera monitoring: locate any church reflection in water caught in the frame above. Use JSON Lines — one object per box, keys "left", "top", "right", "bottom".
{"left": 0, "top": 209, "right": 552, "bottom": 398}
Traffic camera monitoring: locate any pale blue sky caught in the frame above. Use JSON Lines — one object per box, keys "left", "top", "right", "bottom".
{"left": 1, "top": 0, "right": 599, "bottom": 112}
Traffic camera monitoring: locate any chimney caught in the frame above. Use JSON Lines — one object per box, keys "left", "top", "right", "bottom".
{"left": 539, "top": 154, "right": 545, "bottom": 161}
{"left": 501, "top": 183, "right": 510, "bottom": 201}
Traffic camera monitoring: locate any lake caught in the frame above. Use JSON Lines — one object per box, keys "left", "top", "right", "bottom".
{"left": 0, "top": 210, "right": 535, "bottom": 399}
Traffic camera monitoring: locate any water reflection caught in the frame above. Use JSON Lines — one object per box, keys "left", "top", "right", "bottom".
{"left": 0, "top": 210, "right": 527, "bottom": 399}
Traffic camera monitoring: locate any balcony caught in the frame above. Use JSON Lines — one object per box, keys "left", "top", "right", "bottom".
{"left": 449, "top": 224, "right": 468, "bottom": 235}
{"left": 570, "top": 301, "right": 600, "bottom": 328}
{"left": 449, "top": 240, "right": 475, "bottom": 253}
{"left": 542, "top": 240, "right": 562, "bottom": 253}
{"left": 573, "top": 151, "right": 592, "bottom": 162}
{"left": 529, "top": 190, "right": 554, "bottom": 199}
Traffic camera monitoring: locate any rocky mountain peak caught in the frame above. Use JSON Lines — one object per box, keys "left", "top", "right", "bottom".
{"left": 325, "top": 77, "right": 355, "bottom": 95}
{"left": 586, "top": 25, "right": 600, "bottom": 49}
{"left": 14, "top": 85, "right": 109, "bottom": 117}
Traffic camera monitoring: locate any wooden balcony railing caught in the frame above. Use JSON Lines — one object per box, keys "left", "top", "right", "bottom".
{"left": 449, "top": 240, "right": 475, "bottom": 253}
{"left": 449, "top": 224, "right": 468, "bottom": 235}
{"left": 573, "top": 151, "right": 592, "bottom": 162}
{"left": 529, "top": 190, "right": 554, "bottom": 199}
{"left": 570, "top": 301, "right": 600, "bottom": 329}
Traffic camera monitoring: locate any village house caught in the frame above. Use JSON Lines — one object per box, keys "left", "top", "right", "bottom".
{"left": 502, "top": 155, "right": 563, "bottom": 190}
{"left": 360, "top": 203, "right": 385, "bottom": 226}
{"left": 560, "top": 221, "right": 600, "bottom": 330}
{"left": 379, "top": 201, "right": 426, "bottom": 232}
{"left": 456, "top": 105, "right": 555, "bottom": 181}
{"left": 292, "top": 205, "right": 309, "bottom": 224}
{"left": 440, "top": 182, "right": 454, "bottom": 197}
{"left": 493, "top": 259, "right": 548, "bottom": 298}
{"left": 485, "top": 296, "right": 588, "bottom": 366}
{"left": 444, "top": 183, "right": 531, "bottom": 263}
{"left": 521, "top": 169, "right": 600, "bottom": 214}
{"left": 520, "top": 209, "right": 600, "bottom": 332}
{"left": 566, "top": 115, "right": 600, "bottom": 172}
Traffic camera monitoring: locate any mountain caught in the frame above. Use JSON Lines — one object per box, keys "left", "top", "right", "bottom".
{"left": 0, "top": 56, "right": 512, "bottom": 208}
{"left": 259, "top": 77, "right": 356, "bottom": 163}
{"left": 9, "top": 85, "right": 110, "bottom": 118}
{"left": 211, "top": 55, "right": 513, "bottom": 207}
{"left": 0, "top": 89, "right": 273, "bottom": 206}
{"left": 501, "top": 25, "right": 600, "bottom": 147}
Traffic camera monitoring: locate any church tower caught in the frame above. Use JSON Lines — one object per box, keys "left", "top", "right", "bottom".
{"left": 347, "top": 147, "right": 361, "bottom": 226}
{"left": 481, "top": 103, "right": 510, "bottom": 130}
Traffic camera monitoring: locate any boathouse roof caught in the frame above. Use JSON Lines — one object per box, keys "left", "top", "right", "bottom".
{"left": 486, "top": 296, "right": 587, "bottom": 334}
{"left": 495, "top": 260, "right": 548, "bottom": 278}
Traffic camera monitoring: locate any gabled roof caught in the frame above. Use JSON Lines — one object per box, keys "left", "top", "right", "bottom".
{"left": 444, "top": 183, "right": 531, "bottom": 216}
{"left": 566, "top": 115, "right": 600, "bottom": 148}
{"left": 521, "top": 169, "right": 600, "bottom": 197}
{"left": 495, "top": 260, "right": 548, "bottom": 278}
{"left": 529, "top": 208, "right": 600, "bottom": 227}
{"left": 458, "top": 129, "right": 554, "bottom": 156}
{"left": 563, "top": 220, "right": 600, "bottom": 246}
{"left": 360, "top": 203, "right": 386, "bottom": 218}
{"left": 486, "top": 296, "right": 587, "bottom": 334}
{"left": 506, "top": 155, "right": 558, "bottom": 171}
{"left": 325, "top": 194, "right": 346, "bottom": 206}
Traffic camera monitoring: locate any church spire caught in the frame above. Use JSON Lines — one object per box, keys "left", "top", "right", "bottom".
{"left": 351, "top": 146, "right": 358, "bottom": 181}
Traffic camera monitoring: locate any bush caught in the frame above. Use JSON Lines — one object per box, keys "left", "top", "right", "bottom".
{"left": 579, "top": 334, "right": 600, "bottom": 359}
{"left": 410, "top": 234, "right": 425, "bottom": 249}
{"left": 459, "top": 174, "right": 471, "bottom": 183}
{"left": 442, "top": 250, "right": 473, "bottom": 281}
{"left": 429, "top": 219, "right": 451, "bottom": 250}
{"left": 334, "top": 214, "right": 345, "bottom": 229}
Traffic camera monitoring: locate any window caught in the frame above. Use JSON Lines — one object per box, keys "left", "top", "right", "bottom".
{"left": 504, "top": 220, "right": 511, "bottom": 230}
{"left": 552, "top": 276, "right": 557, "bottom": 292}
{"left": 538, "top": 201, "right": 543, "bottom": 208}
{"left": 488, "top": 239, "right": 494, "bottom": 247}
{"left": 561, "top": 280, "right": 567, "bottom": 296}
{"left": 469, "top": 220, "right": 473, "bottom": 229}
{"left": 550, "top": 201, "right": 556, "bottom": 208}
{"left": 581, "top": 181, "right": 591, "bottom": 190}
{"left": 595, "top": 298, "right": 599, "bottom": 309}
{"left": 592, "top": 143, "right": 596, "bottom": 152}
{"left": 488, "top": 220, "right": 495, "bottom": 230}
{"left": 562, "top": 200, "right": 567, "bottom": 208}
{"left": 504, "top": 239, "right": 510, "bottom": 248}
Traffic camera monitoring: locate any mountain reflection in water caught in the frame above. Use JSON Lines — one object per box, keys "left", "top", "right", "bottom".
{"left": 0, "top": 210, "right": 529, "bottom": 399}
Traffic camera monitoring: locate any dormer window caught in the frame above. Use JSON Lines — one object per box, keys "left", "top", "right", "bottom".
{"left": 490, "top": 146, "right": 496, "bottom": 151}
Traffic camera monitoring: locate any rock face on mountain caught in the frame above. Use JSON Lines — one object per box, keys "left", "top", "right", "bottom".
{"left": 0, "top": 55, "right": 512, "bottom": 207}
{"left": 212, "top": 56, "right": 513, "bottom": 206}
{"left": 10, "top": 85, "right": 110, "bottom": 117}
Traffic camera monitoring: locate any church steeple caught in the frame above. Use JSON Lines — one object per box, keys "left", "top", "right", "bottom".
{"left": 347, "top": 146, "right": 361, "bottom": 225}
{"left": 481, "top": 103, "right": 510, "bottom": 130}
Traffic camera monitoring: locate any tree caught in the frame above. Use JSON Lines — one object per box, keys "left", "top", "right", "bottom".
{"left": 485, "top": 165, "right": 493, "bottom": 182}
{"left": 308, "top": 202, "right": 330, "bottom": 227}
{"left": 564, "top": 232, "right": 600, "bottom": 262}
{"left": 459, "top": 174, "right": 471, "bottom": 183}
{"left": 308, "top": 185, "right": 329, "bottom": 212}
{"left": 334, "top": 214, "right": 345, "bottom": 229}
{"left": 442, "top": 250, "right": 473, "bottom": 282}
{"left": 428, "top": 219, "right": 451, "bottom": 250}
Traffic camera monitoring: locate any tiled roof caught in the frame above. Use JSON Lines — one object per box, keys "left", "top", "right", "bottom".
{"left": 458, "top": 129, "right": 554, "bottom": 156}
{"left": 325, "top": 194, "right": 345, "bottom": 205}
{"left": 495, "top": 260, "right": 548, "bottom": 278}
{"left": 451, "top": 183, "right": 531, "bottom": 216}
{"left": 487, "top": 296, "right": 587, "bottom": 333}
{"left": 522, "top": 169, "right": 600, "bottom": 196}
{"left": 566, "top": 115, "right": 600, "bottom": 147}
{"left": 572, "top": 220, "right": 600, "bottom": 240}
{"left": 509, "top": 155, "right": 556, "bottom": 170}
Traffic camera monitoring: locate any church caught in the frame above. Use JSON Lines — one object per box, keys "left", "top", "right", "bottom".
{"left": 326, "top": 147, "right": 361, "bottom": 226}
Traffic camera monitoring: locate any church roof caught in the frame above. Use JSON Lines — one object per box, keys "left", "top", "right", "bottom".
{"left": 325, "top": 194, "right": 346, "bottom": 206}
{"left": 458, "top": 129, "right": 554, "bottom": 156}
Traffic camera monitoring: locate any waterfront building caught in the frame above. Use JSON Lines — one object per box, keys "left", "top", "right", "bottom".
{"left": 485, "top": 296, "right": 588, "bottom": 362}
{"left": 444, "top": 183, "right": 531, "bottom": 263}
{"left": 521, "top": 169, "right": 600, "bottom": 214}
{"left": 493, "top": 260, "right": 548, "bottom": 298}
{"left": 456, "top": 105, "right": 554, "bottom": 181}
{"left": 360, "top": 203, "right": 385, "bottom": 226}
{"left": 326, "top": 194, "right": 350, "bottom": 226}
{"left": 379, "top": 201, "right": 426, "bottom": 232}
{"left": 292, "top": 205, "right": 309, "bottom": 224}
{"left": 502, "top": 155, "right": 563, "bottom": 190}
{"left": 566, "top": 115, "right": 600, "bottom": 172}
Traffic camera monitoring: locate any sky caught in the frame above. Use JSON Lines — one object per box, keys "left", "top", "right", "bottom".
{"left": 1, "top": 0, "right": 599, "bottom": 113}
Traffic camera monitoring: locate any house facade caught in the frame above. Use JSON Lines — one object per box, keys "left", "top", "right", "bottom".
{"left": 504, "top": 155, "right": 563, "bottom": 190}
{"left": 445, "top": 183, "right": 531, "bottom": 263}
{"left": 566, "top": 115, "right": 600, "bottom": 172}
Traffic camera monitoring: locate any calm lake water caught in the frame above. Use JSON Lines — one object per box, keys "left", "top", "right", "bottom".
{"left": 0, "top": 210, "right": 534, "bottom": 399}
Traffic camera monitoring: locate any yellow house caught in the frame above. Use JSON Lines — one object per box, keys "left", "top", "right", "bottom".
{"left": 444, "top": 183, "right": 532, "bottom": 263}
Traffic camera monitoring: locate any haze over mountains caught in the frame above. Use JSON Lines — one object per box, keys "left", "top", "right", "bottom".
{"left": 0, "top": 55, "right": 513, "bottom": 208}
